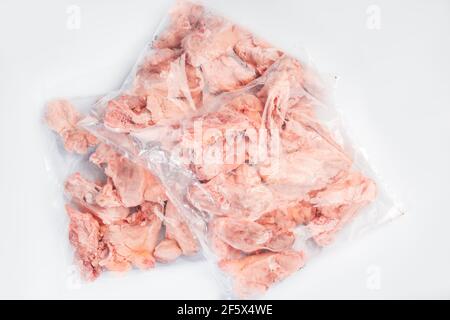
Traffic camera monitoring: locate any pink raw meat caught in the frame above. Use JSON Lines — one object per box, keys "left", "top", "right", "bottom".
{"left": 89, "top": 143, "right": 118, "bottom": 167}
{"left": 132, "top": 55, "right": 198, "bottom": 126}
{"left": 64, "top": 173, "right": 129, "bottom": 224}
{"left": 46, "top": 99, "right": 98, "bottom": 153}
{"left": 154, "top": 239, "right": 182, "bottom": 263}
{"left": 95, "top": 178, "right": 123, "bottom": 208}
{"left": 64, "top": 172, "right": 101, "bottom": 205}
{"left": 256, "top": 209, "right": 296, "bottom": 230}
{"left": 260, "top": 148, "right": 351, "bottom": 201}
{"left": 182, "top": 20, "right": 242, "bottom": 67}
{"left": 102, "top": 202, "right": 162, "bottom": 270}
{"left": 227, "top": 94, "right": 264, "bottom": 128}
{"left": 310, "top": 171, "right": 377, "bottom": 211}
{"left": 143, "top": 173, "right": 168, "bottom": 204}
{"left": 257, "top": 57, "right": 305, "bottom": 102}
{"left": 285, "top": 201, "right": 318, "bottom": 225}
{"left": 220, "top": 250, "right": 306, "bottom": 297}
{"left": 188, "top": 164, "right": 274, "bottom": 220}
{"left": 185, "top": 62, "right": 204, "bottom": 107}
{"left": 90, "top": 143, "right": 167, "bottom": 207}
{"left": 140, "top": 48, "right": 182, "bottom": 74}
{"left": 307, "top": 171, "right": 377, "bottom": 246}
{"left": 153, "top": 1, "right": 204, "bottom": 49}
{"left": 164, "top": 201, "right": 199, "bottom": 256}
{"left": 66, "top": 205, "right": 107, "bottom": 281}
{"left": 212, "top": 217, "right": 294, "bottom": 253}
{"left": 178, "top": 105, "right": 254, "bottom": 181}
{"left": 201, "top": 55, "right": 257, "bottom": 94}
{"left": 234, "top": 34, "right": 283, "bottom": 75}
{"left": 209, "top": 227, "right": 243, "bottom": 261}
{"left": 103, "top": 95, "right": 152, "bottom": 132}
{"left": 145, "top": 88, "right": 192, "bottom": 124}
{"left": 105, "top": 155, "right": 147, "bottom": 207}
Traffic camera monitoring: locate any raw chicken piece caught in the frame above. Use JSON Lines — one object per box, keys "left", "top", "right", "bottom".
{"left": 164, "top": 201, "right": 199, "bottom": 256}
{"left": 220, "top": 250, "right": 306, "bottom": 297}
{"left": 64, "top": 172, "right": 100, "bottom": 205}
{"left": 182, "top": 21, "right": 243, "bottom": 67}
{"left": 209, "top": 223, "right": 243, "bottom": 261}
{"left": 185, "top": 62, "right": 204, "bottom": 107}
{"left": 178, "top": 100, "right": 257, "bottom": 181}
{"left": 64, "top": 173, "right": 129, "bottom": 224}
{"left": 91, "top": 144, "right": 168, "bottom": 206}
{"left": 104, "top": 95, "right": 152, "bottom": 132}
{"left": 153, "top": 1, "right": 205, "bottom": 49}
{"left": 133, "top": 54, "right": 198, "bottom": 124}
{"left": 255, "top": 57, "right": 306, "bottom": 133}
{"left": 285, "top": 201, "right": 318, "bottom": 225}
{"left": 255, "top": 209, "right": 303, "bottom": 251}
{"left": 66, "top": 205, "right": 106, "bottom": 281}
{"left": 102, "top": 202, "right": 163, "bottom": 269}
{"left": 140, "top": 48, "right": 182, "bottom": 74}
{"left": 46, "top": 99, "right": 98, "bottom": 153}
{"left": 188, "top": 164, "right": 275, "bottom": 219}
{"left": 212, "top": 217, "right": 294, "bottom": 253}
{"left": 135, "top": 52, "right": 188, "bottom": 94}
{"left": 257, "top": 57, "right": 305, "bottom": 101}
{"left": 132, "top": 68, "right": 172, "bottom": 97}
{"left": 263, "top": 230, "right": 295, "bottom": 253}
{"left": 105, "top": 155, "right": 147, "bottom": 207}
{"left": 212, "top": 217, "right": 270, "bottom": 253}
{"left": 261, "top": 148, "right": 351, "bottom": 200}
{"left": 145, "top": 88, "right": 191, "bottom": 124}
{"left": 99, "top": 243, "right": 132, "bottom": 272}
{"left": 227, "top": 94, "right": 264, "bottom": 128}
{"left": 70, "top": 196, "right": 129, "bottom": 226}
{"left": 95, "top": 178, "right": 123, "bottom": 208}
{"left": 271, "top": 95, "right": 326, "bottom": 154}
{"left": 257, "top": 209, "right": 297, "bottom": 230}
{"left": 307, "top": 171, "right": 377, "bottom": 246}
{"left": 154, "top": 239, "right": 182, "bottom": 263}
{"left": 143, "top": 172, "right": 168, "bottom": 204}
{"left": 188, "top": 164, "right": 274, "bottom": 219}
{"left": 306, "top": 215, "right": 340, "bottom": 246}
{"left": 201, "top": 54, "right": 257, "bottom": 94}
{"left": 307, "top": 202, "right": 372, "bottom": 247}
{"left": 234, "top": 34, "right": 283, "bottom": 75}
{"left": 287, "top": 98, "right": 349, "bottom": 158}
{"left": 310, "top": 171, "right": 377, "bottom": 213}
{"left": 89, "top": 143, "right": 118, "bottom": 167}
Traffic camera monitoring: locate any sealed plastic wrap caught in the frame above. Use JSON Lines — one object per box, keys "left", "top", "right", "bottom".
{"left": 75, "top": 0, "right": 403, "bottom": 298}
{"left": 43, "top": 96, "right": 201, "bottom": 284}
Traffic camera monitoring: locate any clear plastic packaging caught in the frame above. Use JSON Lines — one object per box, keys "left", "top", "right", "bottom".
{"left": 72, "top": 0, "right": 403, "bottom": 298}
{"left": 44, "top": 95, "right": 203, "bottom": 286}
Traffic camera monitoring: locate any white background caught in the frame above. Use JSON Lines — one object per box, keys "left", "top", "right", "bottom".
{"left": 0, "top": 0, "right": 449, "bottom": 299}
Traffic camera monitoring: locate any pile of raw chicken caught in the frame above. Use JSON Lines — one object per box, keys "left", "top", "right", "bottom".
{"left": 45, "top": 1, "right": 377, "bottom": 297}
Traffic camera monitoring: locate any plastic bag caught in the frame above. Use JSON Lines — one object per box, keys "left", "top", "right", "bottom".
{"left": 75, "top": 0, "right": 402, "bottom": 298}
{"left": 44, "top": 95, "right": 203, "bottom": 286}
